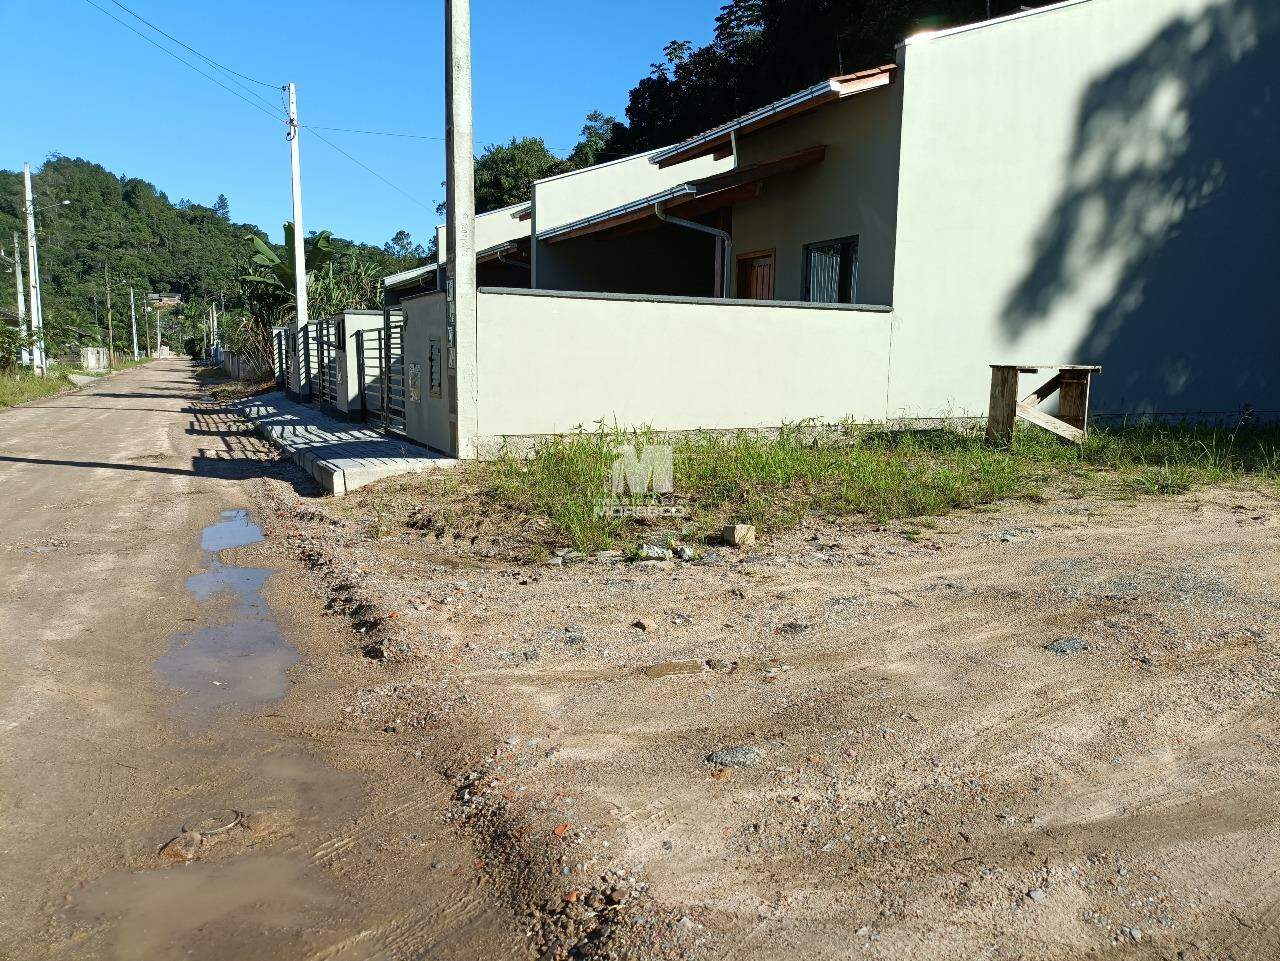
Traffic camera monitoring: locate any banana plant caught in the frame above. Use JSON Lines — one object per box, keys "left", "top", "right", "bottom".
{"left": 242, "top": 222, "right": 336, "bottom": 297}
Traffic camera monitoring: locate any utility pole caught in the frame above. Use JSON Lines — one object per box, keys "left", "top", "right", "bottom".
{"left": 129, "top": 286, "right": 139, "bottom": 360}
{"left": 22, "top": 163, "right": 46, "bottom": 375}
{"left": 104, "top": 264, "right": 116, "bottom": 368}
{"left": 143, "top": 303, "right": 151, "bottom": 356}
{"left": 287, "top": 82, "right": 310, "bottom": 394}
{"left": 155, "top": 303, "right": 161, "bottom": 355}
{"left": 6, "top": 232, "right": 28, "bottom": 367}
{"left": 445, "top": 0, "right": 477, "bottom": 456}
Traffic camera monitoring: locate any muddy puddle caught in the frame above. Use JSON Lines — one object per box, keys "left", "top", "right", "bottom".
{"left": 155, "top": 510, "right": 299, "bottom": 726}
{"left": 67, "top": 510, "right": 364, "bottom": 961}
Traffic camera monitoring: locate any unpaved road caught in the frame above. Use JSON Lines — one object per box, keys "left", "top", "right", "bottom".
{"left": 269, "top": 464, "right": 1280, "bottom": 960}
{"left": 0, "top": 360, "right": 524, "bottom": 961}
{"left": 5, "top": 360, "right": 1279, "bottom": 961}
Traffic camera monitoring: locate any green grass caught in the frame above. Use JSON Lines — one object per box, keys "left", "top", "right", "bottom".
{"left": 0, "top": 368, "right": 76, "bottom": 408}
{"left": 472, "top": 421, "right": 1280, "bottom": 553}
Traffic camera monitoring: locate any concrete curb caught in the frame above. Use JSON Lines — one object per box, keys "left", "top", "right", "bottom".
{"left": 233, "top": 392, "right": 455, "bottom": 496}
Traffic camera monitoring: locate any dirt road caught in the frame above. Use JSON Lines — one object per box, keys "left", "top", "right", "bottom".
{"left": 5, "top": 361, "right": 1278, "bottom": 961}
{"left": 273, "top": 464, "right": 1280, "bottom": 961}
{"left": 0, "top": 360, "right": 525, "bottom": 961}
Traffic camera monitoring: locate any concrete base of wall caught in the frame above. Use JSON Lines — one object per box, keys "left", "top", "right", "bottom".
{"left": 235, "top": 392, "right": 455, "bottom": 495}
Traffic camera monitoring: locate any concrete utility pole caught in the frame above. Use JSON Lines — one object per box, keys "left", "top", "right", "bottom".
{"left": 104, "top": 265, "right": 116, "bottom": 368}
{"left": 445, "top": 0, "right": 478, "bottom": 456}
{"left": 129, "top": 287, "right": 139, "bottom": 361}
{"left": 286, "top": 82, "right": 310, "bottom": 390}
{"left": 155, "top": 304, "right": 161, "bottom": 355}
{"left": 7, "top": 232, "right": 28, "bottom": 367}
{"left": 22, "top": 164, "right": 46, "bottom": 375}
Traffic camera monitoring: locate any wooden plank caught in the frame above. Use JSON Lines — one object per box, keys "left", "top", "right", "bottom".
{"left": 1016, "top": 403, "right": 1085, "bottom": 444}
{"left": 1058, "top": 371, "right": 1092, "bottom": 433}
{"left": 1021, "top": 373, "right": 1063, "bottom": 407}
{"left": 986, "top": 366, "right": 1019, "bottom": 445}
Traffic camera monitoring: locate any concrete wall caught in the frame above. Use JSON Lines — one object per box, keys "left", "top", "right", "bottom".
{"left": 80, "top": 347, "right": 108, "bottom": 372}
{"left": 436, "top": 201, "right": 530, "bottom": 265}
{"left": 889, "top": 0, "right": 1278, "bottom": 419}
{"left": 401, "top": 292, "right": 456, "bottom": 453}
{"left": 730, "top": 81, "right": 904, "bottom": 305}
{"left": 469, "top": 289, "right": 893, "bottom": 449}
{"left": 334, "top": 311, "right": 386, "bottom": 416}
{"left": 531, "top": 149, "right": 732, "bottom": 291}
{"left": 535, "top": 223, "right": 717, "bottom": 297}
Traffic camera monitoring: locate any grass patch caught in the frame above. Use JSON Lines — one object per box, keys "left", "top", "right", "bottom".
{"left": 468, "top": 421, "right": 1280, "bottom": 553}
{"left": 0, "top": 368, "right": 76, "bottom": 408}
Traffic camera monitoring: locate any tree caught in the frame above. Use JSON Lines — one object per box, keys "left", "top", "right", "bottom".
{"left": 565, "top": 111, "right": 623, "bottom": 170}
{"left": 241, "top": 222, "right": 336, "bottom": 320}
{"left": 604, "top": 0, "right": 1059, "bottom": 153}
{"left": 443, "top": 137, "right": 561, "bottom": 216}
{"left": 383, "top": 229, "right": 427, "bottom": 265}
{"left": 212, "top": 194, "right": 231, "bottom": 220}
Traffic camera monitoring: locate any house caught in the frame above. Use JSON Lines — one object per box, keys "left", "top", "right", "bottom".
{"left": 529, "top": 147, "right": 732, "bottom": 296}
{"left": 348, "top": 0, "right": 1274, "bottom": 458}
{"left": 382, "top": 200, "right": 533, "bottom": 308}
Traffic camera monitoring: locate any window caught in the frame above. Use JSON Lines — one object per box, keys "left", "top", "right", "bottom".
{"left": 804, "top": 235, "right": 859, "bottom": 304}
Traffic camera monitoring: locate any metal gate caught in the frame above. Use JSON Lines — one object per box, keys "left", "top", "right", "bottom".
{"left": 354, "top": 315, "right": 407, "bottom": 435}
{"left": 354, "top": 328, "right": 382, "bottom": 420}
{"left": 313, "top": 317, "right": 340, "bottom": 406}
{"left": 382, "top": 317, "right": 407, "bottom": 435}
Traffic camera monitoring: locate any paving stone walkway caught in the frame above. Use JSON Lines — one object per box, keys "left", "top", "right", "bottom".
{"left": 235, "top": 392, "right": 454, "bottom": 495}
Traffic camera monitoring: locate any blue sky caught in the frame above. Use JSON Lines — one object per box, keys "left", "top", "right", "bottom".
{"left": 2, "top": 0, "right": 723, "bottom": 246}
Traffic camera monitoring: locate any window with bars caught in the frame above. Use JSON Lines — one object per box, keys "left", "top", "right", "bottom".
{"left": 803, "top": 235, "right": 860, "bottom": 304}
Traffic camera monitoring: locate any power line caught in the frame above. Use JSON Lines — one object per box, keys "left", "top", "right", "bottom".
{"left": 79, "top": 0, "right": 287, "bottom": 125}
{"left": 103, "top": 0, "right": 280, "bottom": 90}
{"left": 305, "top": 124, "right": 445, "bottom": 141}
{"left": 306, "top": 129, "right": 437, "bottom": 213}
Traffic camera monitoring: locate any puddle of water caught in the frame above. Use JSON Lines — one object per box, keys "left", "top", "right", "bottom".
{"left": 71, "top": 856, "right": 332, "bottom": 961}
{"left": 155, "top": 509, "right": 298, "bottom": 727}
{"left": 200, "top": 508, "right": 264, "bottom": 552}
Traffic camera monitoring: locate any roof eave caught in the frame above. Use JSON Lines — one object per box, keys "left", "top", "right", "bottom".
{"left": 652, "top": 64, "right": 895, "bottom": 169}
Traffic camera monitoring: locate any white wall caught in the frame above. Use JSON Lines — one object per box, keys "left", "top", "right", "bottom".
{"left": 436, "top": 201, "right": 530, "bottom": 264}
{"left": 335, "top": 312, "right": 385, "bottom": 415}
{"left": 471, "top": 289, "right": 893, "bottom": 447}
{"left": 889, "top": 0, "right": 1278, "bottom": 418}
{"left": 731, "top": 82, "right": 903, "bottom": 305}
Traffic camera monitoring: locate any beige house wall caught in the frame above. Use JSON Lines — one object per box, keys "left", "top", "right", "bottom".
{"left": 469, "top": 289, "right": 893, "bottom": 448}
{"left": 436, "top": 201, "right": 530, "bottom": 265}
{"left": 889, "top": 0, "right": 1277, "bottom": 418}
{"left": 729, "top": 81, "right": 904, "bottom": 305}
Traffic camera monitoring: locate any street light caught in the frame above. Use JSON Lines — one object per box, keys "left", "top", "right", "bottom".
{"left": 31, "top": 199, "right": 72, "bottom": 215}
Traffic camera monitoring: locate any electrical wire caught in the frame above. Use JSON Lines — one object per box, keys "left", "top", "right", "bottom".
{"left": 103, "top": 0, "right": 280, "bottom": 90}
{"left": 304, "top": 124, "right": 445, "bottom": 141}
{"left": 79, "top": 0, "right": 287, "bottom": 126}
{"left": 305, "top": 130, "right": 438, "bottom": 213}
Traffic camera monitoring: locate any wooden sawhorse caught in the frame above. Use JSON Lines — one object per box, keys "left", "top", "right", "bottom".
{"left": 986, "top": 364, "right": 1102, "bottom": 445}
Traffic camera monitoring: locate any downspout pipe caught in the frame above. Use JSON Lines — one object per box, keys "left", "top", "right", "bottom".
{"left": 497, "top": 249, "right": 530, "bottom": 270}
{"left": 654, "top": 202, "right": 733, "bottom": 298}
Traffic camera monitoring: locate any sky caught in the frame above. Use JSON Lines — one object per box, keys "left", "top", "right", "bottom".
{"left": 1, "top": 0, "right": 724, "bottom": 246}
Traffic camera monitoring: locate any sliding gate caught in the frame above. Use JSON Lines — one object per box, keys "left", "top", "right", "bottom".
{"left": 354, "top": 314, "right": 406, "bottom": 437}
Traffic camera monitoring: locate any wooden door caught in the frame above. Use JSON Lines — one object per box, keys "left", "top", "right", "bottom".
{"left": 736, "top": 250, "right": 775, "bottom": 300}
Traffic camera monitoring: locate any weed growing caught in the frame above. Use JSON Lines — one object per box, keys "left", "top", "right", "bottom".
{"left": 467, "top": 421, "right": 1280, "bottom": 552}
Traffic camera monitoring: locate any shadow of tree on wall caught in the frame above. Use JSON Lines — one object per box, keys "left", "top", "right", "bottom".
{"left": 1001, "top": 0, "right": 1278, "bottom": 417}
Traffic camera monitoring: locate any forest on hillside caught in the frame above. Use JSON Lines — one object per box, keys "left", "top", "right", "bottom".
{"left": 0, "top": 156, "right": 428, "bottom": 363}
